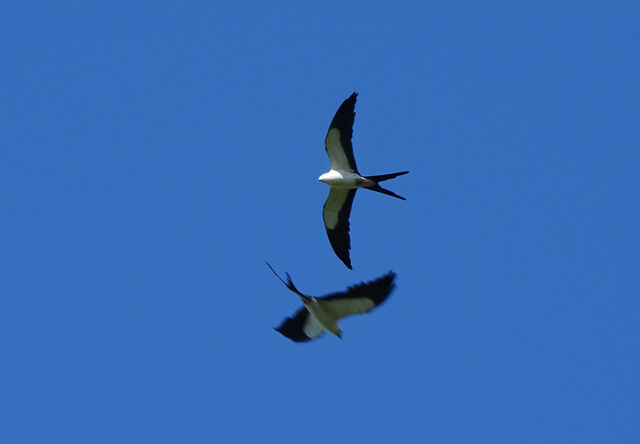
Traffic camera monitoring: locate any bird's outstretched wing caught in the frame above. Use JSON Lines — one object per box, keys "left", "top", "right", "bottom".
{"left": 275, "top": 307, "right": 325, "bottom": 342}
{"left": 322, "top": 188, "right": 357, "bottom": 269}
{"left": 324, "top": 92, "right": 359, "bottom": 173}
{"left": 320, "top": 272, "right": 396, "bottom": 320}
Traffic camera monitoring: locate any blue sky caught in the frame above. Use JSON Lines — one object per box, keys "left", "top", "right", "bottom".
{"left": 2, "top": 1, "right": 639, "bottom": 442}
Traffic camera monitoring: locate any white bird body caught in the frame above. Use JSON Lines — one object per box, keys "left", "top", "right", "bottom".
{"left": 301, "top": 297, "right": 343, "bottom": 338}
{"left": 318, "top": 169, "right": 373, "bottom": 188}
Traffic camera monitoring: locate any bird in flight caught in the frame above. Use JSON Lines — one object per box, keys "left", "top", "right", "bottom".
{"left": 319, "top": 92, "right": 408, "bottom": 269}
{"left": 267, "top": 262, "right": 396, "bottom": 342}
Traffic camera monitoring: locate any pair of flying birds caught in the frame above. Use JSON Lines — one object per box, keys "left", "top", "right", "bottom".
{"left": 271, "top": 93, "right": 408, "bottom": 342}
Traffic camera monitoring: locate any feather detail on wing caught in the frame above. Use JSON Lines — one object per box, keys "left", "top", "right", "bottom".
{"left": 322, "top": 188, "right": 357, "bottom": 269}
{"left": 324, "top": 92, "right": 358, "bottom": 173}
{"left": 320, "top": 272, "right": 396, "bottom": 319}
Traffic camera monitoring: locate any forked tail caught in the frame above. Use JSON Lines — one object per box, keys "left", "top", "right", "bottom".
{"left": 363, "top": 171, "right": 409, "bottom": 200}
{"left": 265, "top": 261, "right": 303, "bottom": 296}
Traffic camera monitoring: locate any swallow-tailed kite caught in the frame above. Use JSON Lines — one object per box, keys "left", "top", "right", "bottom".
{"left": 267, "top": 262, "right": 396, "bottom": 342}
{"left": 319, "top": 92, "right": 408, "bottom": 269}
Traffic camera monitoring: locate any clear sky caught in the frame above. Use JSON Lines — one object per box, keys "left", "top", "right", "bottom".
{"left": 2, "top": 1, "right": 639, "bottom": 443}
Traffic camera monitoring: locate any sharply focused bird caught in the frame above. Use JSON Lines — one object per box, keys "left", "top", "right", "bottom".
{"left": 319, "top": 92, "right": 408, "bottom": 269}
{"left": 267, "top": 262, "right": 396, "bottom": 342}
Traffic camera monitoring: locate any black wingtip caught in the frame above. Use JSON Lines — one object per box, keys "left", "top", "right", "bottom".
{"left": 363, "top": 271, "right": 396, "bottom": 307}
{"left": 336, "top": 249, "right": 352, "bottom": 270}
{"left": 339, "top": 92, "right": 357, "bottom": 109}
{"left": 354, "top": 271, "right": 397, "bottom": 306}
{"left": 274, "top": 310, "right": 315, "bottom": 342}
